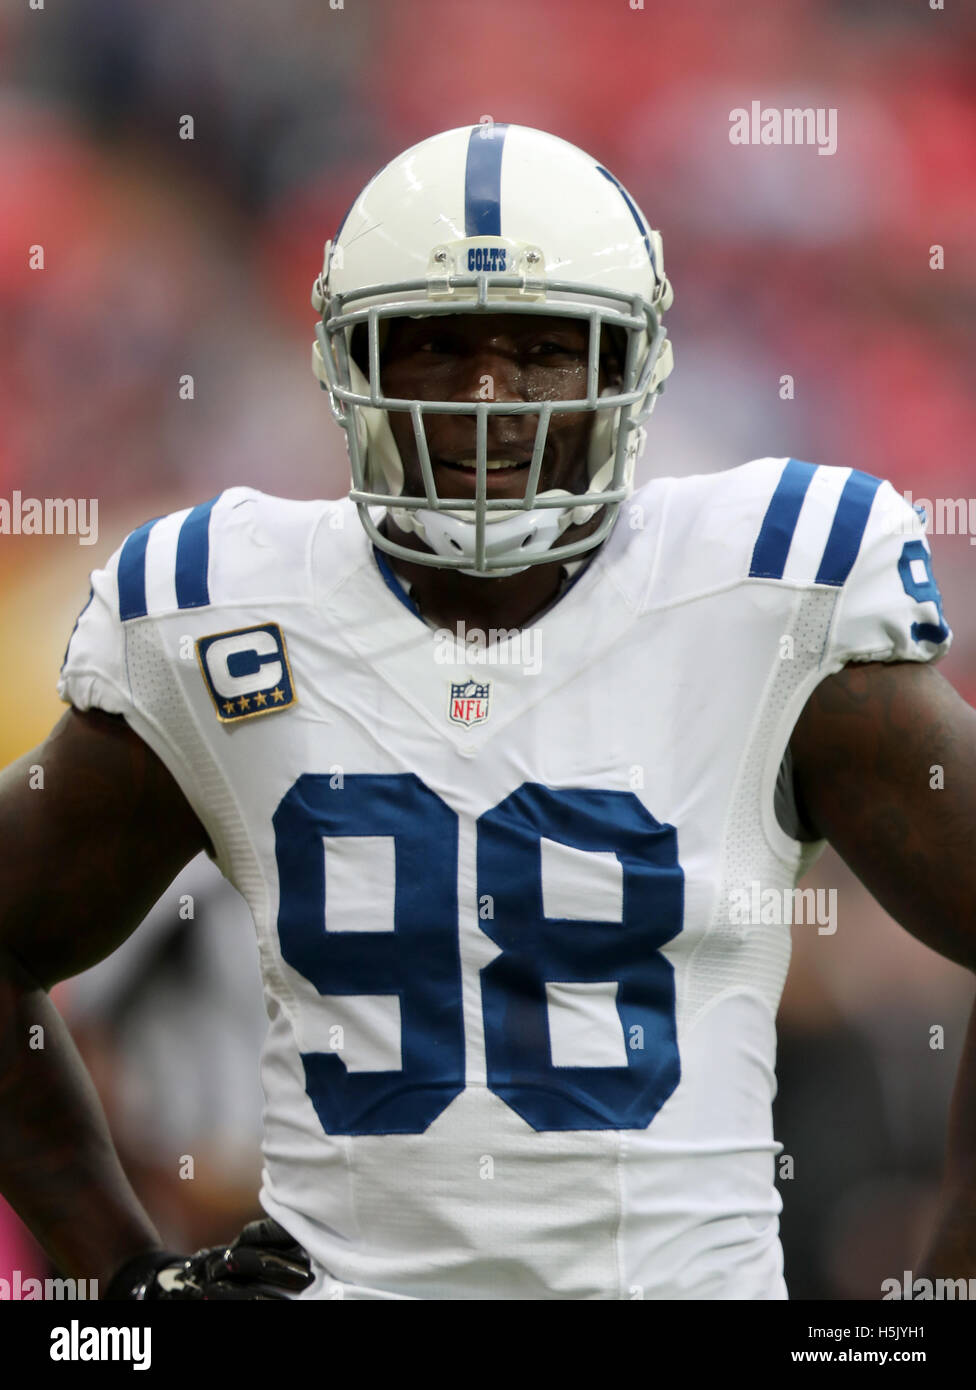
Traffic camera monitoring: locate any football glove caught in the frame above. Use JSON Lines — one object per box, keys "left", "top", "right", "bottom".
{"left": 103, "top": 1217, "right": 314, "bottom": 1300}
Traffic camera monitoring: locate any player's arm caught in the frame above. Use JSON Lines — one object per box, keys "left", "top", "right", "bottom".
{"left": 789, "top": 659, "right": 976, "bottom": 1277}
{"left": 0, "top": 705, "right": 211, "bottom": 1286}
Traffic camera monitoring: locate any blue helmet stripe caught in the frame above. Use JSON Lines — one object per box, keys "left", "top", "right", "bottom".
{"left": 814, "top": 470, "right": 883, "bottom": 586}
{"left": 175, "top": 494, "right": 220, "bottom": 610}
{"left": 117, "top": 517, "right": 161, "bottom": 621}
{"left": 596, "top": 165, "right": 655, "bottom": 273}
{"left": 464, "top": 123, "right": 509, "bottom": 237}
{"left": 749, "top": 458, "right": 817, "bottom": 579}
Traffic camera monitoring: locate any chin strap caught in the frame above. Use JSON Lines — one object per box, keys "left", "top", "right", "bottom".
{"left": 397, "top": 503, "right": 572, "bottom": 578}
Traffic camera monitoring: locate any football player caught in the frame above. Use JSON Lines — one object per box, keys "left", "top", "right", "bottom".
{"left": 0, "top": 124, "right": 973, "bottom": 1300}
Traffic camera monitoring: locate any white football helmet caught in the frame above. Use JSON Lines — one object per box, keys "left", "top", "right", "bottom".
{"left": 311, "top": 122, "right": 674, "bottom": 576}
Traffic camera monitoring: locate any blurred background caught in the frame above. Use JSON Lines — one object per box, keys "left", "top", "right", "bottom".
{"left": 1, "top": 0, "right": 974, "bottom": 1299}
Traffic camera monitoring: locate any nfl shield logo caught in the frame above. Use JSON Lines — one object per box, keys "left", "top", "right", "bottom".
{"left": 449, "top": 678, "right": 491, "bottom": 727}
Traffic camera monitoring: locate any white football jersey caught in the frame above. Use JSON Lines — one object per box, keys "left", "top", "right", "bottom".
{"left": 58, "top": 458, "right": 952, "bottom": 1300}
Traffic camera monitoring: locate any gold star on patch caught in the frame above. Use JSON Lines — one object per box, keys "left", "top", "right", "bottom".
{"left": 223, "top": 701, "right": 236, "bottom": 716}
{"left": 253, "top": 691, "right": 267, "bottom": 707}
{"left": 238, "top": 695, "right": 251, "bottom": 711}
{"left": 271, "top": 687, "right": 285, "bottom": 703}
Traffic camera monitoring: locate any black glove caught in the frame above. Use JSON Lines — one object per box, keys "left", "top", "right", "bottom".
{"left": 103, "top": 1217, "right": 314, "bottom": 1300}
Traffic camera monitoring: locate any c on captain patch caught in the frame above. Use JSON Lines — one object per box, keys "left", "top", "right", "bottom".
{"left": 196, "top": 622, "right": 297, "bottom": 724}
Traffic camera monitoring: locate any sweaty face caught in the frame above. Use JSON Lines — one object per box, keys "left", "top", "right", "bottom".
{"left": 363, "top": 313, "right": 623, "bottom": 503}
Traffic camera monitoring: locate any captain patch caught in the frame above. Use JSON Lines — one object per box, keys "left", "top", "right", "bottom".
{"left": 196, "top": 623, "right": 296, "bottom": 723}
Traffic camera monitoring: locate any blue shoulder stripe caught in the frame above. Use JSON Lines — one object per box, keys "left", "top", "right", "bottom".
{"left": 748, "top": 459, "right": 817, "bottom": 580}
{"left": 117, "top": 517, "right": 161, "bottom": 621}
{"left": 175, "top": 494, "right": 220, "bottom": 610}
{"left": 464, "top": 123, "right": 509, "bottom": 237}
{"left": 116, "top": 494, "right": 220, "bottom": 621}
{"left": 814, "top": 470, "right": 883, "bottom": 586}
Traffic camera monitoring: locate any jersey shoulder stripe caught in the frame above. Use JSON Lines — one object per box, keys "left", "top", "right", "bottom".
{"left": 175, "top": 495, "right": 221, "bottom": 610}
{"left": 117, "top": 495, "right": 220, "bottom": 621}
{"left": 748, "top": 457, "right": 817, "bottom": 580}
{"left": 59, "top": 488, "right": 347, "bottom": 718}
{"left": 747, "top": 458, "right": 883, "bottom": 588}
{"left": 59, "top": 583, "right": 95, "bottom": 675}
{"left": 813, "top": 468, "right": 883, "bottom": 586}
{"left": 117, "top": 515, "right": 162, "bottom": 620}
{"left": 112, "top": 488, "right": 343, "bottom": 624}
